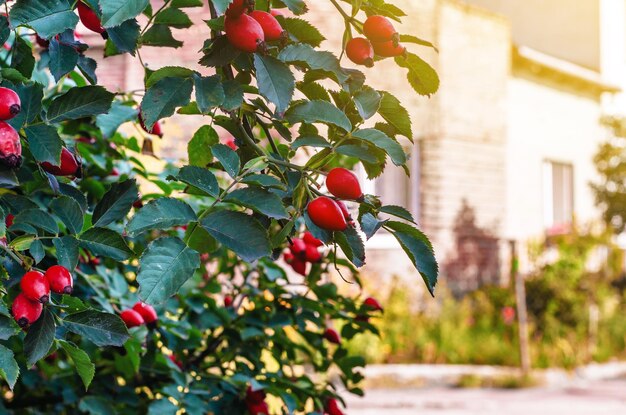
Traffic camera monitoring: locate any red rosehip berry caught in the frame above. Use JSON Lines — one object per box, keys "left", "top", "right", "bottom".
{"left": 270, "top": 9, "right": 286, "bottom": 17}
{"left": 245, "top": 386, "right": 266, "bottom": 404}
{"left": 290, "top": 258, "right": 307, "bottom": 276}
{"left": 132, "top": 302, "right": 158, "bottom": 326}
{"left": 305, "top": 244, "right": 321, "bottom": 263}
{"left": 249, "top": 10, "right": 287, "bottom": 42}
{"left": 283, "top": 251, "right": 295, "bottom": 264}
{"left": 335, "top": 200, "right": 353, "bottom": 223}
{"left": 326, "top": 168, "right": 363, "bottom": 200}
{"left": 225, "top": 14, "right": 266, "bottom": 53}
{"left": 325, "top": 397, "right": 346, "bottom": 415}
{"left": 0, "top": 87, "right": 21, "bottom": 120}
{"left": 226, "top": 0, "right": 254, "bottom": 18}
{"left": 120, "top": 309, "right": 144, "bottom": 328}
{"left": 364, "top": 297, "right": 383, "bottom": 311}
{"left": 246, "top": 401, "right": 269, "bottom": 415}
{"left": 289, "top": 238, "right": 307, "bottom": 259}
{"left": 224, "top": 295, "right": 234, "bottom": 307}
{"left": 307, "top": 197, "right": 348, "bottom": 232}
{"left": 224, "top": 137, "right": 238, "bottom": 150}
{"left": 5, "top": 214, "right": 14, "bottom": 228}
{"left": 77, "top": 1, "right": 106, "bottom": 37}
{"left": 346, "top": 37, "right": 374, "bottom": 67}
{"left": 12, "top": 293, "right": 43, "bottom": 327}
{"left": 20, "top": 271, "right": 50, "bottom": 303}
{"left": 303, "top": 231, "right": 323, "bottom": 247}
{"left": 40, "top": 148, "right": 81, "bottom": 177}
{"left": 323, "top": 328, "right": 341, "bottom": 345}
{"left": 138, "top": 110, "right": 163, "bottom": 137}
{"left": 372, "top": 40, "right": 406, "bottom": 58}
{"left": 363, "top": 15, "right": 398, "bottom": 43}
{"left": 45, "top": 265, "right": 73, "bottom": 295}
{"left": 0, "top": 121, "right": 22, "bottom": 169}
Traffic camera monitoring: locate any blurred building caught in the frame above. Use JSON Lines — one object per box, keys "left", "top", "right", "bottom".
{"left": 84, "top": 1, "right": 626, "bottom": 294}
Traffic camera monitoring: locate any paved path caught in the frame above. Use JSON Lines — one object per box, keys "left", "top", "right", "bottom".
{"left": 347, "top": 380, "right": 626, "bottom": 415}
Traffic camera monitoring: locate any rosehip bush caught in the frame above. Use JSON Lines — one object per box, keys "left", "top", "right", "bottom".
{"left": 0, "top": 0, "right": 439, "bottom": 413}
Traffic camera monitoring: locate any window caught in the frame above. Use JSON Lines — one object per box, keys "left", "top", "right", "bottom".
{"left": 543, "top": 161, "right": 574, "bottom": 229}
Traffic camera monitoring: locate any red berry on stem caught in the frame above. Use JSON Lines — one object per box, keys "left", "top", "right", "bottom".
{"left": 305, "top": 245, "right": 321, "bottom": 263}
{"left": 289, "top": 238, "right": 307, "bottom": 259}
{"left": 363, "top": 15, "right": 398, "bottom": 42}
{"left": 138, "top": 110, "right": 163, "bottom": 137}
{"left": 5, "top": 214, "right": 14, "bottom": 228}
{"left": 307, "top": 197, "right": 348, "bottom": 232}
{"left": 290, "top": 258, "right": 307, "bottom": 276}
{"left": 20, "top": 271, "right": 50, "bottom": 303}
{"left": 303, "top": 231, "right": 323, "bottom": 247}
{"left": 225, "top": 14, "right": 266, "bottom": 53}
{"left": 40, "top": 148, "right": 81, "bottom": 177}
{"left": 247, "top": 401, "right": 269, "bottom": 415}
{"left": 364, "top": 297, "right": 383, "bottom": 311}
{"left": 372, "top": 40, "right": 406, "bottom": 58}
{"left": 326, "top": 168, "right": 363, "bottom": 200}
{"left": 120, "top": 309, "right": 144, "bottom": 328}
{"left": 346, "top": 37, "right": 374, "bottom": 67}
{"left": 77, "top": 1, "right": 106, "bottom": 36}
{"left": 224, "top": 295, "right": 233, "bottom": 307}
{"left": 246, "top": 386, "right": 266, "bottom": 404}
{"left": 0, "top": 87, "right": 21, "bottom": 120}
{"left": 226, "top": 0, "right": 254, "bottom": 18}
{"left": 325, "top": 398, "right": 346, "bottom": 415}
{"left": 323, "top": 328, "right": 341, "bottom": 345}
{"left": 132, "top": 302, "right": 158, "bottom": 325}
{"left": 0, "top": 121, "right": 22, "bottom": 169}
{"left": 224, "top": 137, "right": 238, "bottom": 150}
{"left": 45, "top": 265, "right": 73, "bottom": 294}
{"left": 12, "top": 293, "right": 43, "bottom": 327}
{"left": 249, "top": 11, "right": 287, "bottom": 42}
{"left": 283, "top": 251, "right": 295, "bottom": 264}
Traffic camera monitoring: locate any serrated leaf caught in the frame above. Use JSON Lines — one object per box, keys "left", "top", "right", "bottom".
{"left": 100, "top": 0, "right": 149, "bottom": 28}
{"left": 354, "top": 87, "right": 381, "bottom": 120}
{"left": 53, "top": 236, "right": 80, "bottom": 270}
{"left": 352, "top": 128, "right": 406, "bottom": 166}
{"left": 400, "top": 34, "right": 438, "bottom": 52}
{"left": 14, "top": 208, "right": 59, "bottom": 234}
{"left": 0, "top": 315, "right": 18, "bottom": 341}
{"left": 171, "top": 0, "right": 203, "bottom": 7}
{"left": 285, "top": 100, "right": 352, "bottom": 132}
{"left": 280, "top": 0, "right": 307, "bottom": 15}
{"left": 201, "top": 210, "right": 271, "bottom": 262}
{"left": 0, "top": 344, "right": 19, "bottom": 390}
{"left": 137, "top": 237, "right": 200, "bottom": 304}
{"left": 211, "top": 144, "right": 240, "bottom": 179}
{"left": 194, "top": 74, "right": 225, "bottom": 113}
{"left": 60, "top": 340, "right": 95, "bottom": 390}
{"left": 96, "top": 101, "right": 137, "bottom": 138}
{"left": 11, "top": 36, "right": 35, "bottom": 78}
{"left": 77, "top": 55, "right": 98, "bottom": 84}
{"left": 360, "top": 213, "right": 387, "bottom": 240}
{"left": 254, "top": 54, "right": 295, "bottom": 113}
{"left": 63, "top": 310, "right": 130, "bottom": 347}
{"left": 24, "top": 309, "right": 55, "bottom": 366}
{"left": 212, "top": 0, "right": 234, "bottom": 14}
{"left": 222, "top": 79, "right": 243, "bottom": 110}
{"left": 24, "top": 124, "right": 62, "bottom": 165}
{"left": 7, "top": 82, "right": 43, "bottom": 130}
{"left": 48, "top": 39, "right": 79, "bottom": 82}
{"left": 79, "top": 228, "right": 133, "bottom": 261}
{"left": 335, "top": 226, "right": 365, "bottom": 267}
{"left": 225, "top": 188, "right": 289, "bottom": 219}
{"left": 9, "top": 0, "right": 78, "bottom": 39}
{"left": 395, "top": 52, "right": 439, "bottom": 97}
{"left": 154, "top": 7, "right": 192, "bottom": 28}
{"left": 127, "top": 198, "right": 196, "bottom": 236}
{"left": 175, "top": 166, "right": 219, "bottom": 197}
{"left": 140, "top": 76, "right": 193, "bottom": 129}
{"left": 278, "top": 17, "right": 324, "bottom": 47}
{"left": 279, "top": 44, "right": 348, "bottom": 84}
{"left": 145, "top": 66, "right": 195, "bottom": 88}
{"left": 46, "top": 86, "right": 115, "bottom": 123}
{"left": 50, "top": 196, "right": 84, "bottom": 234}
{"left": 79, "top": 397, "right": 116, "bottom": 415}
{"left": 188, "top": 125, "right": 219, "bottom": 167}
{"left": 9, "top": 235, "right": 35, "bottom": 251}
{"left": 106, "top": 18, "right": 140, "bottom": 54}
{"left": 92, "top": 179, "right": 138, "bottom": 227}
{"left": 141, "top": 24, "right": 183, "bottom": 48}
{"left": 380, "top": 205, "right": 415, "bottom": 222}
{"left": 336, "top": 143, "right": 380, "bottom": 164}
{"left": 292, "top": 135, "right": 331, "bottom": 149}
{"left": 377, "top": 92, "right": 412, "bottom": 139}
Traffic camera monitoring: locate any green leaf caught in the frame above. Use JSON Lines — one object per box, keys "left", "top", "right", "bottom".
{"left": 127, "top": 198, "right": 196, "bottom": 236}
{"left": 30, "top": 240, "right": 44, "bottom": 263}
{"left": 106, "top": 19, "right": 140, "bottom": 54}
{"left": 24, "top": 124, "right": 62, "bottom": 165}
{"left": 154, "top": 8, "right": 193, "bottom": 28}
{"left": 278, "top": 17, "right": 324, "bottom": 47}
{"left": 0, "top": 15, "right": 9, "bottom": 45}
{"left": 171, "top": 0, "right": 203, "bottom": 7}
{"left": 380, "top": 205, "right": 415, "bottom": 222}
{"left": 145, "top": 66, "right": 195, "bottom": 88}
{"left": 278, "top": 44, "right": 348, "bottom": 84}
{"left": 63, "top": 310, "right": 130, "bottom": 347}
{"left": 92, "top": 179, "right": 139, "bottom": 227}
{"left": 11, "top": 36, "right": 35, "bottom": 78}
{"left": 188, "top": 125, "right": 219, "bottom": 167}
{"left": 335, "top": 226, "right": 365, "bottom": 267}
{"left": 96, "top": 101, "right": 137, "bottom": 138}
{"left": 386, "top": 221, "right": 438, "bottom": 296}
{"left": 0, "top": 344, "right": 19, "bottom": 390}
{"left": 59, "top": 340, "right": 95, "bottom": 390}
{"left": 53, "top": 236, "right": 80, "bottom": 271}
{"left": 77, "top": 55, "right": 98, "bottom": 84}
{"left": 9, "top": 235, "right": 35, "bottom": 251}
{"left": 352, "top": 128, "right": 406, "bottom": 166}
{"left": 100, "top": 0, "right": 150, "bottom": 28}
{"left": 395, "top": 52, "right": 440, "bottom": 97}
{"left": 194, "top": 74, "right": 225, "bottom": 113}
{"left": 175, "top": 166, "right": 219, "bottom": 197}
{"left": 14, "top": 208, "right": 59, "bottom": 234}
{"left": 79, "top": 397, "right": 116, "bottom": 415}
{"left": 9, "top": 0, "right": 78, "bottom": 39}
{"left": 140, "top": 76, "right": 193, "bottom": 129}
{"left": 7, "top": 82, "right": 43, "bottom": 130}
{"left": 292, "top": 135, "right": 331, "bottom": 149}
{"left": 46, "top": 86, "right": 115, "bottom": 123}
{"left": 399, "top": 34, "right": 438, "bottom": 52}
{"left": 0, "top": 315, "right": 18, "bottom": 341}
{"left": 48, "top": 39, "right": 79, "bottom": 82}
{"left": 336, "top": 143, "right": 380, "bottom": 164}
{"left": 50, "top": 196, "right": 84, "bottom": 234}
{"left": 198, "top": 35, "right": 241, "bottom": 68}
{"left": 24, "top": 309, "right": 55, "bottom": 366}
{"left": 79, "top": 228, "right": 133, "bottom": 261}
{"left": 222, "top": 79, "right": 244, "bottom": 110}
{"left": 378, "top": 92, "right": 412, "bottom": 139}
{"left": 211, "top": 0, "right": 234, "bottom": 14}
{"left": 225, "top": 188, "right": 289, "bottom": 219}
{"left": 354, "top": 87, "right": 381, "bottom": 120}
{"left": 211, "top": 144, "right": 240, "bottom": 179}
{"left": 254, "top": 54, "right": 295, "bottom": 113}
{"left": 201, "top": 210, "right": 271, "bottom": 262}
{"left": 280, "top": 0, "right": 307, "bottom": 15}
{"left": 285, "top": 100, "right": 352, "bottom": 132}
{"left": 137, "top": 237, "right": 200, "bottom": 304}
{"left": 141, "top": 24, "right": 183, "bottom": 48}
{"left": 360, "top": 213, "right": 387, "bottom": 240}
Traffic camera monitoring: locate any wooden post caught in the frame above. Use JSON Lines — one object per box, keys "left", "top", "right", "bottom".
{"left": 510, "top": 240, "right": 531, "bottom": 375}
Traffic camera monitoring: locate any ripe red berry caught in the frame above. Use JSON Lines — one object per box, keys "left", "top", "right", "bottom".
{"left": 323, "top": 328, "right": 341, "bottom": 345}
{"left": 283, "top": 251, "right": 294, "bottom": 264}
{"left": 364, "top": 297, "right": 383, "bottom": 311}
{"left": 307, "top": 197, "right": 348, "bottom": 232}
{"left": 138, "top": 110, "right": 164, "bottom": 137}
{"left": 0, "top": 121, "right": 22, "bottom": 169}
{"left": 12, "top": 293, "right": 43, "bottom": 327}
{"left": 363, "top": 15, "right": 398, "bottom": 43}
{"left": 247, "top": 401, "right": 269, "bottom": 415}
{"left": 0, "top": 87, "right": 21, "bottom": 120}
{"left": 5, "top": 214, "right": 14, "bottom": 228}
{"left": 346, "top": 37, "right": 374, "bottom": 67}
{"left": 225, "top": 14, "right": 266, "bottom": 53}
{"left": 326, "top": 168, "right": 363, "bottom": 200}
{"left": 289, "top": 238, "right": 307, "bottom": 259}
{"left": 40, "top": 148, "right": 81, "bottom": 177}
{"left": 224, "top": 295, "right": 233, "bottom": 307}
{"left": 120, "top": 309, "right": 144, "bottom": 328}
{"left": 77, "top": 1, "right": 106, "bottom": 36}
{"left": 226, "top": 0, "right": 254, "bottom": 18}
{"left": 270, "top": 9, "right": 286, "bottom": 17}
{"left": 325, "top": 398, "right": 346, "bottom": 415}
{"left": 249, "top": 10, "right": 287, "bottom": 42}
{"left": 303, "top": 231, "right": 323, "bottom": 247}
{"left": 20, "top": 271, "right": 50, "bottom": 303}
{"left": 246, "top": 386, "right": 266, "bottom": 404}
{"left": 132, "top": 302, "right": 158, "bottom": 325}
{"left": 224, "top": 137, "right": 238, "bottom": 150}
{"left": 290, "top": 258, "right": 307, "bottom": 276}
{"left": 305, "top": 245, "right": 321, "bottom": 263}
{"left": 372, "top": 40, "right": 406, "bottom": 58}
{"left": 45, "top": 265, "right": 73, "bottom": 294}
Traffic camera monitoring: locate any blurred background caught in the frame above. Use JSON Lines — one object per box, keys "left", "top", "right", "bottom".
{"left": 82, "top": 0, "right": 626, "bottom": 413}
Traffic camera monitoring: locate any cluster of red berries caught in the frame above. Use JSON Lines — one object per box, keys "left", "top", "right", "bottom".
{"left": 225, "top": 0, "right": 287, "bottom": 53}
{"left": 76, "top": 1, "right": 107, "bottom": 39}
{"left": 120, "top": 302, "right": 158, "bottom": 329}
{"left": 324, "top": 397, "right": 345, "bottom": 415}
{"left": 307, "top": 168, "right": 362, "bottom": 232}
{"left": 245, "top": 386, "right": 269, "bottom": 414}
{"left": 346, "top": 15, "right": 406, "bottom": 67}
{"left": 11, "top": 266, "right": 73, "bottom": 327}
{"left": 283, "top": 231, "right": 323, "bottom": 276}
{"left": 0, "top": 87, "right": 22, "bottom": 169}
